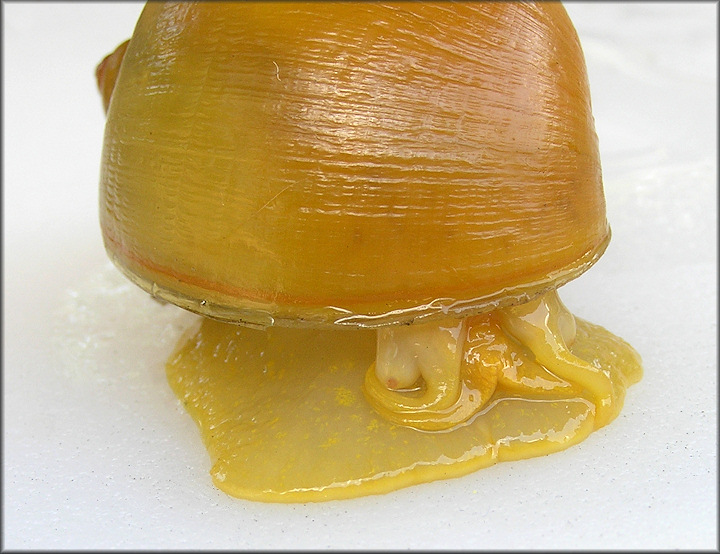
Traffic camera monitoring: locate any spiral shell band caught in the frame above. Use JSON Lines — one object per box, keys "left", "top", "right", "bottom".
{"left": 105, "top": 230, "right": 608, "bottom": 329}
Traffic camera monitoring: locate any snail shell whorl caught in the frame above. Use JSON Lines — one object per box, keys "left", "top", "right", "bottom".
{"left": 100, "top": 1, "right": 608, "bottom": 327}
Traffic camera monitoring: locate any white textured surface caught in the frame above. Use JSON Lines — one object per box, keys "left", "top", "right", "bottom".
{"left": 3, "top": 2, "right": 717, "bottom": 549}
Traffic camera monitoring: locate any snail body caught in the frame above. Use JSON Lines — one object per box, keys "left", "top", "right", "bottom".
{"left": 98, "top": 2, "right": 642, "bottom": 502}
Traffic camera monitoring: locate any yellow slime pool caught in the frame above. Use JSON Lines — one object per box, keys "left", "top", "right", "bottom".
{"left": 166, "top": 291, "right": 641, "bottom": 502}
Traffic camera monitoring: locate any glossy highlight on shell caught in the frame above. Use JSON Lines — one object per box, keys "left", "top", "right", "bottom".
{"left": 97, "top": 1, "right": 642, "bottom": 502}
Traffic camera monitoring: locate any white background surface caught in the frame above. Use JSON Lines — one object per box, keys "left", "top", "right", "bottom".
{"left": 3, "top": 2, "right": 717, "bottom": 550}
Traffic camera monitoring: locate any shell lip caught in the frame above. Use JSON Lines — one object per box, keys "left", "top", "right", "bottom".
{"left": 105, "top": 230, "right": 611, "bottom": 330}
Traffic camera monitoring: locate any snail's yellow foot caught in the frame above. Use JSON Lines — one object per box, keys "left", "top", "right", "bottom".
{"left": 498, "top": 290, "right": 631, "bottom": 429}
{"left": 363, "top": 315, "right": 502, "bottom": 431}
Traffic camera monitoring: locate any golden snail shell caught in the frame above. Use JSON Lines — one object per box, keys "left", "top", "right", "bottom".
{"left": 99, "top": 1, "right": 608, "bottom": 329}
{"left": 98, "top": 2, "right": 642, "bottom": 502}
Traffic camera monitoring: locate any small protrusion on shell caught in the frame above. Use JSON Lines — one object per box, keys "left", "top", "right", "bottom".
{"left": 96, "top": 39, "right": 130, "bottom": 113}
